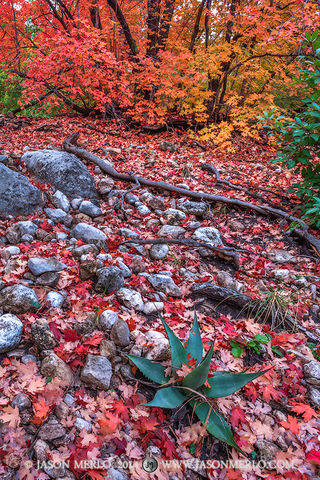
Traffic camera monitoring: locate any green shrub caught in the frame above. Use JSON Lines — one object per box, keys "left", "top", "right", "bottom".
{"left": 261, "top": 30, "right": 320, "bottom": 227}
{"left": 127, "top": 314, "right": 267, "bottom": 452}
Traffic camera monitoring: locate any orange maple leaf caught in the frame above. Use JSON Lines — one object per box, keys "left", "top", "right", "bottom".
{"left": 32, "top": 399, "right": 51, "bottom": 425}
{"left": 290, "top": 402, "right": 317, "bottom": 421}
{"left": 280, "top": 415, "right": 300, "bottom": 435}
{"left": 98, "top": 412, "right": 120, "bottom": 435}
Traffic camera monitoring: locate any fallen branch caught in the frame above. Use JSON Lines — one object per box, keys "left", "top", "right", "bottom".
{"left": 63, "top": 133, "right": 320, "bottom": 256}
{"left": 121, "top": 237, "right": 241, "bottom": 269}
{"left": 201, "top": 162, "right": 290, "bottom": 210}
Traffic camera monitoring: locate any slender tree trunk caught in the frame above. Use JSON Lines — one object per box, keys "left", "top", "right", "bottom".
{"left": 146, "top": 0, "right": 161, "bottom": 58}
{"left": 90, "top": 0, "right": 102, "bottom": 29}
{"left": 106, "top": 0, "right": 138, "bottom": 55}
{"left": 205, "top": 0, "right": 211, "bottom": 48}
{"left": 158, "top": 0, "right": 176, "bottom": 51}
{"left": 189, "top": 0, "right": 206, "bottom": 52}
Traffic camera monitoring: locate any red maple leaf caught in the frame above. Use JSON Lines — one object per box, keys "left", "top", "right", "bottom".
{"left": 230, "top": 406, "right": 246, "bottom": 428}
{"left": 261, "top": 384, "right": 283, "bottom": 402}
{"left": 306, "top": 449, "right": 320, "bottom": 465}
{"left": 280, "top": 415, "right": 300, "bottom": 435}
{"left": 113, "top": 400, "right": 129, "bottom": 422}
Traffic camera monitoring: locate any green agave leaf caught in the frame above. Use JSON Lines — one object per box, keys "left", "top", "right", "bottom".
{"left": 185, "top": 312, "right": 203, "bottom": 366}
{"left": 191, "top": 400, "right": 243, "bottom": 453}
{"left": 182, "top": 344, "right": 214, "bottom": 390}
{"left": 202, "top": 370, "right": 269, "bottom": 398}
{"left": 145, "top": 387, "right": 187, "bottom": 408}
{"left": 160, "top": 315, "right": 188, "bottom": 369}
{"left": 126, "top": 354, "right": 169, "bottom": 385}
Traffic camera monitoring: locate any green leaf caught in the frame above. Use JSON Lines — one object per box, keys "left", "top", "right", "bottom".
{"left": 160, "top": 315, "right": 188, "bottom": 369}
{"left": 145, "top": 387, "right": 186, "bottom": 408}
{"left": 182, "top": 344, "right": 214, "bottom": 389}
{"left": 254, "top": 334, "right": 269, "bottom": 344}
{"left": 231, "top": 346, "right": 243, "bottom": 358}
{"left": 126, "top": 354, "right": 169, "bottom": 384}
{"left": 191, "top": 400, "right": 243, "bottom": 452}
{"left": 185, "top": 312, "right": 203, "bottom": 366}
{"left": 202, "top": 370, "right": 269, "bottom": 398}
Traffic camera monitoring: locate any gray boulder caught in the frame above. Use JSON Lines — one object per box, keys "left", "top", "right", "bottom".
{"left": 162, "top": 208, "right": 186, "bottom": 225}
{"left": 51, "top": 190, "right": 70, "bottom": 212}
{"left": 0, "top": 285, "right": 39, "bottom": 313}
{"left": 0, "top": 314, "right": 23, "bottom": 353}
{"left": 110, "top": 318, "right": 130, "bottom": 346}
{"left": 99, "top": 310, "right": 119, "bottom": 331}
{"left": 45, "top": 208, "right": 68, "bottom": 223}
{"left": 31, "top": 318, "right": 57, "bottom": 350}
{"left": 41, "top": 353, "right": 74, "bottom": 384}
{"left": 22, "top": 149, "right": 97, "bottom": 199}
{"left": 95, "top": 266, "right": 124, "bottom": 294}
{"left": 0, "top": 164, "right": 45, "bottom": 218}
{"left": 71, "top": 223, "right": 108, "bottom": 250}
{"left": 148, "top": 274, "right": 182, "bottom": 297}
{"left": 46, "top": 291, "right": 66, "bottom": 308}
{"left": 116, "top": 288, "right": 144, "bottom": 311}
{"left": 192, "top": 226, "right": 222, "bottom": 245}
{"left": 149, "top": 243, "right": 169, "bottom": 260}
{"left": 28, "top": 256, "right": 67, "bottom": 276}
{"left": 180, "top": 200, "right": 207, "bottom": 216}
{"left": 80, "top": 354, "right": 113, "bottom": 389}
{"left": 79, "top": 200, "right": 102, "bottom": 217}
{"left": 158, "top": 225, "right": 185, "bottom": 238}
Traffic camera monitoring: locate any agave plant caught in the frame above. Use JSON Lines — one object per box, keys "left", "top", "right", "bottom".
{"left": 127, "top": 314, "right": 268, "bottom": 452}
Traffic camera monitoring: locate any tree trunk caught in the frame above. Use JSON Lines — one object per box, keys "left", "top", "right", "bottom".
{"left": 106, "top": 0, "right": 138, "bottom": 55}
{"left": 158, "top": 0, "right": 176, "bottom": 51}
{"left": 146, "top": 0, "right": 161, "bottom": 58}
{"left": 189, "top": 0, "right": 206, "bottom": 52}
{"left": 90, "top": 0, "right": 102, "bottom": 29}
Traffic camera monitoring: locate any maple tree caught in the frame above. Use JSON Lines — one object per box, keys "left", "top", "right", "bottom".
{"left": 1, "top": 0, "right": 319, "bottom": 144}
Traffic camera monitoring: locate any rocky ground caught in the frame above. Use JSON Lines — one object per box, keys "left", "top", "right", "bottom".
{"left": 0, "top": 116, "right": 319, "bottom": 480}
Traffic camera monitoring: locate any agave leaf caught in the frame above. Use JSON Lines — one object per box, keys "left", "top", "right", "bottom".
{"left": 191, "top": 400, "right": 243, "bottom": 453}
{"left": 160, "top": 315, "right": 188, "bottom": 369}
{"left": 145, "top": 387, "right": 187, "bottom": 408}
{"left": 185, "top": 312, "right": 203, "bottom": 365}
{"left": 182, "top": 344, "right": 214, "bottom": 390}
{"left": 202, "top": 370, "right": 269, "bottom": 398}
{"left": 126, "top": 354, "right": 169, "bottom": 385}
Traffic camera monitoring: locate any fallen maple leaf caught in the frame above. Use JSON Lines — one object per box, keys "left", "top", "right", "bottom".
{"left": 0, "top": 405, "right": 20, "bottom": 428}
{"left": 290, "top": 401, "right": 317, "bottom": 421}
{"left": 306, "top": 449, "right": 320, "bottom": 465}
{"left": 261, "top": 384, "right": 283, "bottom": 402}
{"left": 280, "top": 415, "right": 300, "bottom": 435}
{"left": 32, "top": 399, "right": 51, "bottom": 425}
{"left": 230, "top": 406, "right": 246, "bottom": 428}
{"left": 98, "top": 412, "right": 121, "bottom": 435}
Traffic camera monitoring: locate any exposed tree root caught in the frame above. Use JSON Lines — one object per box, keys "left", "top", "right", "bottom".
{"left": 63, "top": 133, "right": 320, "bottom": 257}
{"left": 191, "top": 282, "right": 320, "bottom": 342}
{"left": 201, "top": 162, "right": 291, "bottom": 209}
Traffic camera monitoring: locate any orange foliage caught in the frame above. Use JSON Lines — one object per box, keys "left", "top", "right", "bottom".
{"left": 1, "top": 0, "right": 319, "bottom": 145}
